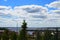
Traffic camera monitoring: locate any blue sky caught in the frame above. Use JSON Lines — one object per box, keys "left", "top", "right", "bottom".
{"left": 0, "top": 0, "right": 56, "bottom": 7}
{"left": 0, "top": 0, "right": 60, "bottom": 27}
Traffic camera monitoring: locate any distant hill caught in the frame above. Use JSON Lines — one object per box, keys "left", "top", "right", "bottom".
{"left": 0, "top": 27, "right": 8, "bottom": 30}
{"left": 0, "top": 27, "right": 20, "bottom": 32}
{"left": 0, "top": 27, "right": 60, "bottom": 32}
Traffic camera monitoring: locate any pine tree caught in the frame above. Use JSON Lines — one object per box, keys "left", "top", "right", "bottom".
{"left": 18, "top": 20, "right": 27, "bottom": 40}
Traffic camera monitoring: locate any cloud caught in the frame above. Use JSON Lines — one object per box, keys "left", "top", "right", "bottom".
{"left": 13, "top": 5, "right": 60, "bottom": 27}
{"left": 0, "top": 5, "right": 60, "bottom": 27}
{"left": 0, "top": 6, "right": 21, "bottom": 27}
{"left": 0, "top": 6, "right": 19, "bottom": 19}
{"left": 0, "top": 6, "right": 11, "bottom": 10}
{"left": 21, "top": 5, "right": 47, "bottom": 13}
{"left": 46, "top": 1, "right": 60, "bottom": 9}
{"left": 14, "top": 5, "right": 48, "bottom": 21}
{"left": 51, "top": 10, "right": 60, "bottom": 14}
{"left": 0, "top": 13, "right": 12, "bottom": 18}
{"left": 49, "top": 10, "right": 60, "bottom": 20}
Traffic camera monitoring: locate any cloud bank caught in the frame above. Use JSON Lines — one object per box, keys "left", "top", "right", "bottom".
{"left": 0, "top": 1, "right": 60, "bottom": 27}
{"left": 46, "top": 1, "right": 60, "bottom": 9}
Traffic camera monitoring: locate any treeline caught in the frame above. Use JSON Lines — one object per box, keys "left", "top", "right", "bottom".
{"left": 0, "top": 28, "right": 17, "bottom": 40}
{"left": 0, "top": 20, "right": 60, "bottom": 40}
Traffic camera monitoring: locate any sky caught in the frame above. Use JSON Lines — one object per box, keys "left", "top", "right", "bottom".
{"left": 0, "top": 0, "right": 56, "bottom": 7}
{"left": 0, "top": 0, "right": 60, "bottom": 27}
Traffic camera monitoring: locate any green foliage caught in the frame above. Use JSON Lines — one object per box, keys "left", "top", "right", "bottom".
{"left": 44, "top": 29, "right": 52, "bottom": 40}
{"left": 0, "top": 28, "right": 7, "bottom": 30}
{"left": 18, "top": 20, "right": 27, "bottom": 40}
{"left": 18, "top": 29, "right": 27, "bottom": 40}
{"left": 41, "top": 33, "right": 45, "bottom": 40}
{"left": 54, "top": 28, "right": 58, "bottom": 40}
{"left": 0, "top": 34, "right": 2, "bottom": 40}
{"left": 2, "top": 29, "right": 9, "bottom": 40}
{"left": 22, "top": 20, "right": 27, "bottom": 29}
{"left": 10, "top": 32, "right": 17, "bottom": 40}
{"left": 35, "top": 31, "right": 41, "bottom": 40}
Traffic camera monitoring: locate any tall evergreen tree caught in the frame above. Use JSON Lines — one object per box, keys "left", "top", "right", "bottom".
{"left": 18, "top": 20, "right": 27, "bottom": 40}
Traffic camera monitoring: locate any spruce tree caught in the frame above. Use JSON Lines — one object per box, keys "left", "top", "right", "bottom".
{"left": 18, "top": 20, "right": 27, "bottom": 40}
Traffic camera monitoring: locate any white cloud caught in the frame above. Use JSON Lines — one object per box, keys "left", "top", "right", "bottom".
{"left": 0, "top": 17, "right": 16, "bottom": 27}
{"left": 46, "top": 1, "right": 60, "bottom": 9}
{"left": 0, "top": 6, "right": 12, "bottom": 14}
{"left": 51, "top": 10, "right": 60, "bottom": 14}
{"left": 0, "top": 5, "right": 60, "bottom": 27}
{"left": 14, "top": 5, "right": 48, "bottom": 21}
